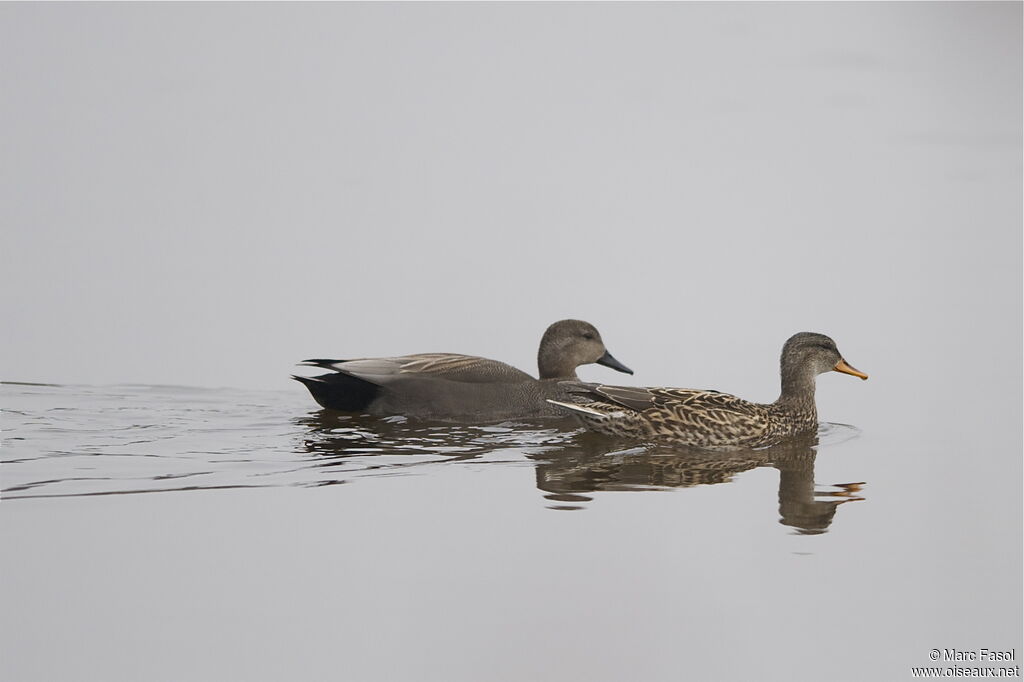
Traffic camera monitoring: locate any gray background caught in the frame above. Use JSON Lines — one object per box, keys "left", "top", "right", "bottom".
{"left": 1, "top": 4, "right": 1021, "bottom": 681}
{"left": 2, "top": 2, "right": 1019, "bottom": 398}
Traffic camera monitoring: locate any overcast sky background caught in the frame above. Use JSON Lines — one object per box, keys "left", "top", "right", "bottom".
{"left": 1, "top": 3, "right": 1020, "bottom": 405}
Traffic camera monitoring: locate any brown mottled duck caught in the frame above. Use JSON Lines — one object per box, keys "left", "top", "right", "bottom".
{"left": 548, "top": 332, "right": 867, "bottom": 448}
{"left": 292, "top": 319, "right": 633, "bottom": 421}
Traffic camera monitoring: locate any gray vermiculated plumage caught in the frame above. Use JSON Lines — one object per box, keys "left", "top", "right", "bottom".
{"left": 550, "top": 332, "right": 867, "bottom": 448}
{"left": 293, "top": 319, "right": 633, "bottom": 421}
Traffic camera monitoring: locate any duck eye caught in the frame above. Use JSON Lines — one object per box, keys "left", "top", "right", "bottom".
{"left": 582, "top": 333, "right": 595, "bottom": 340}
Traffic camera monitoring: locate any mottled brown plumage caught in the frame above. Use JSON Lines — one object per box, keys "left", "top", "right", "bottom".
{"left": 549, "top": 332, "right": 867, "bottom": 448}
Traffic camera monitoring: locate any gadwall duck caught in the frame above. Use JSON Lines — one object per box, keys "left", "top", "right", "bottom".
{"left": 548, "top": 332, "right": 867, "bottom": 448}
{"left": 293, "top": 319, "right": 633, "bottom": 421}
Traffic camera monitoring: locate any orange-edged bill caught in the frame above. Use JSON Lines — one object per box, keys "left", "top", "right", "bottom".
{"left": 834, "top": 359, "right": 868, "bottom": 380}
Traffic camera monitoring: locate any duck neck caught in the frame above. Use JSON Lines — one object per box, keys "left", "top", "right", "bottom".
{"left": 537, "top": 349, "right": 578, "bottom": 380}
{"left": 773, "top": 369, "right": 818, "bottom": 420}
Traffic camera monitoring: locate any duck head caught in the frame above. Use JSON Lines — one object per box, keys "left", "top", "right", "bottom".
{"left": 781, "top": 332, "right": 868, "bottom": 386}
{"left": 537, "top": 319, "right": 633, "bottom": 380}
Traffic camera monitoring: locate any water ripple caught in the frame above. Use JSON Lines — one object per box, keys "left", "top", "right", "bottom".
{"left": 1, "top": 383, "right": 868, "bottom": 532}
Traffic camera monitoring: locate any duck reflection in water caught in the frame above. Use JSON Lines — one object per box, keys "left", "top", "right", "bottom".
{"left": 293, "top": 410, "right": 583, "bottom": 468}
{"left": 294, "top": 412, "right": 863, "bottom": 534}
{"left": 532, "top": 432, "right": 864, "bottom": 533}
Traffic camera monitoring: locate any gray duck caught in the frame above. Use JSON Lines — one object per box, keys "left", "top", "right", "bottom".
{"left": 548, "top": 332, "right": 867, "bottom": 448}
{"left": 293, "top": 319, "right": 633, "bottom": 421}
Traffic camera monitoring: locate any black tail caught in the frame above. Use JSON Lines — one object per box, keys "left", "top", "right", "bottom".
{"left": 292, "top": 373, "right": 380, "bottom": 412}
{"left": 298, "top": 358, "right": 347, "bottom": 370}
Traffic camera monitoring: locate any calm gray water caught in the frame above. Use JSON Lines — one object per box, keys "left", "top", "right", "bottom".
{"left": 3, "top": 382, "right": 861, "bottom": 519}
{"left": 2, "top": 3, "right": 1021, "bottom": 679}
{"left": 3, "top": 379, "right": 1020, "bottom": 681}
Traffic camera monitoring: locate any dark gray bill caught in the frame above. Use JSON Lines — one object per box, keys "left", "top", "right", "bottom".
{"left": 596, "top": 351, "right": 633, "bottom": 375}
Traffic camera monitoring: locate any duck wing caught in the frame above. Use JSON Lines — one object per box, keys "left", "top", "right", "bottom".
{"left": 299, "top": 353, "right": 534, "bottom": 386}
{"left": 561, "top": 384, "right": 771, "bottom": 439}
{"left": 604, "top": 385, "right": 764, "bottom": 420}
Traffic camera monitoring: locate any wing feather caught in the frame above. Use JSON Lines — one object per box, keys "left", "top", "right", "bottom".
{"left": 588, "top": 385, "right": 768, "bottom": 429}
{"left": 555, "top": 383, "right": 776, "bottom": 447}
{"left": 317, "top": 353, "right": 534, "bottom": 385}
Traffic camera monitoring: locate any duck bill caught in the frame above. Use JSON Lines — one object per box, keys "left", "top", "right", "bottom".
{"left": 596, "top": 351, "right": 633, "bottom": 375}
{"left": 833, "top": 359, "right": 868, "bottom": 380}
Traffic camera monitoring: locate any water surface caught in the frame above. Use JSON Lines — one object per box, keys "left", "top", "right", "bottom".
{"left": 3, "top": 381, "right": 1019, "bottom": 681}
{"left": 4, "top": 382, "right": 862, "bottom": 530}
